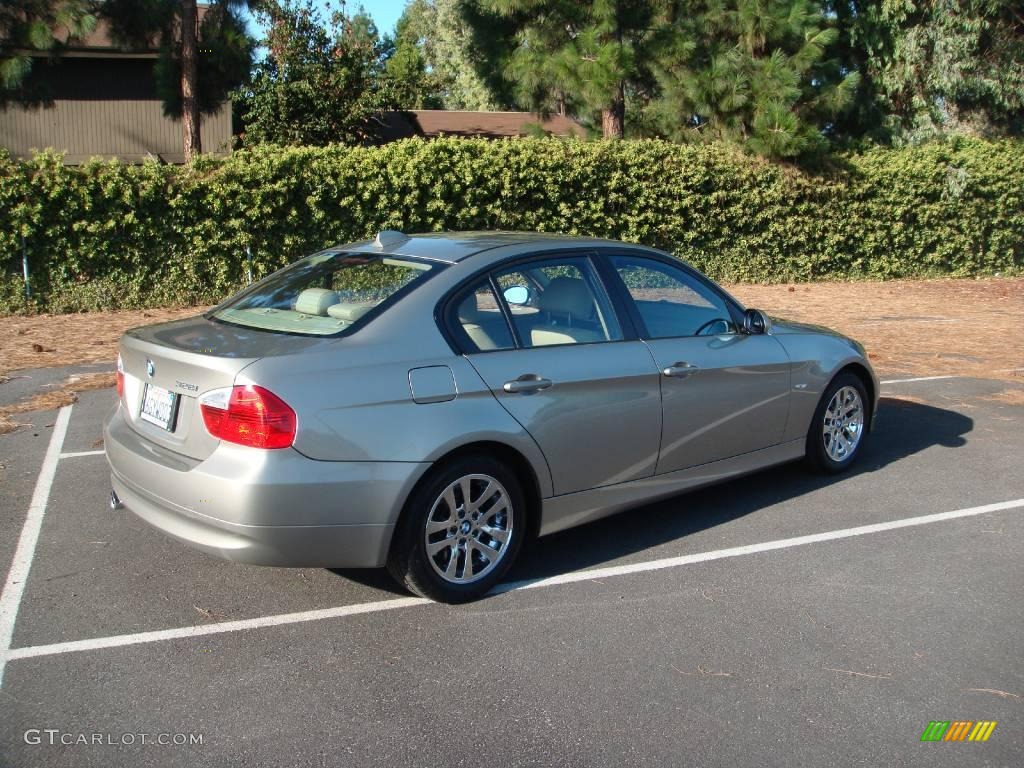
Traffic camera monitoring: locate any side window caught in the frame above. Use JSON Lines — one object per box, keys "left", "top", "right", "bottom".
{"left": 610, "top": 255, "right": 737, "bottom": 338}
{"left": 494, "top": 257, "right": 622, "bottom": 348}
{"left": 452, "top": 279, "right": 515, "bottom": 352}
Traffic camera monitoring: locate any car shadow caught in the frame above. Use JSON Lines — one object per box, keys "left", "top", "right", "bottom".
{"left": 327, "top": 566, "right": 410, "bottom": 596}
{"left": 512, "top": 396, "right": 972, "bottom": 582}
{"left": 331, "top": 396, "right": 972, "bottom": 596}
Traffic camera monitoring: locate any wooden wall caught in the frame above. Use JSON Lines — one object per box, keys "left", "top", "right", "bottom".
{"left": 0, "top": 57, "right": 232, "bottom": 164}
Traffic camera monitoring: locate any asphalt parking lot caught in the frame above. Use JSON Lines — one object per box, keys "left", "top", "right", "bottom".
{"left": 0, "top": 369, "right": 1021, "bottom": 767}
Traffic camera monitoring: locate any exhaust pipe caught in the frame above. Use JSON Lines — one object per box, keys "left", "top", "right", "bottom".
{"left": 109, "top": 490, "right": 123, "bottom": 510}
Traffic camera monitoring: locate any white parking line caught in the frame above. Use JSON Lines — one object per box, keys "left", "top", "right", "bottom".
{"left": 58, "top": 450, "right": 105, "bottom": 459}
{"left": 4, "top": 597, "right": 430, "bottom": 664}
{"left": 496, "top": 497, "right": 1024, "bottom": 593}
{"left": 3, "top": 496, "right": 1021, "bottom": 666}
{"left": 0, "top": 405, "right": 72, "bottom": 688}
{"left": 879, "top": 375, "right": 958, "bottom": 385}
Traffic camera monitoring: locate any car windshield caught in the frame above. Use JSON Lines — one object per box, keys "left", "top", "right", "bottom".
{"left": 210, "top": 252, "right": 440, "bottom": 336}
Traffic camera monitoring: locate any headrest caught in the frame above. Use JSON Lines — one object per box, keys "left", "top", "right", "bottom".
{"left": 327, "top": 302, "right": 375, "bottom": 322}
{"left": 538, "top": 277, "right": 594, "bottom": 318}
{"left": 294, "top": 288, "right": 338, "bottom": 316}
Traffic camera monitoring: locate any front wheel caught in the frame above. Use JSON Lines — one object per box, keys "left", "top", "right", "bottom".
{"left": 387, "top": 455, "right": 526, "bottom": 603}
{"left": 805, "top": 373, "right": 869, "bottom": 474}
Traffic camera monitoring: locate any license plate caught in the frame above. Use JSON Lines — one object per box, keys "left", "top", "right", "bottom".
{"left": 140, "top": 383, "right": 179, "bottom": 431}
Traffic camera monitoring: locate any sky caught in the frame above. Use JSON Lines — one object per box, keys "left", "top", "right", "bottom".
{"left": 354, "top": 1, "right": 407, "bottom": 36}
{"left": 245, "top": 1, "right": 409, "bottom": 41}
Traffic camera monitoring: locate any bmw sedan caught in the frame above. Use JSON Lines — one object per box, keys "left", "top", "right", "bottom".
{"left": 105, "top": 231, "right": 878, "bottom": 602}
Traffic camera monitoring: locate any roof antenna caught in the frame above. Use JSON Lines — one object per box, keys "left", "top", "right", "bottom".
{"left": 374, "top": 230, "right": 408, "bottom": 248}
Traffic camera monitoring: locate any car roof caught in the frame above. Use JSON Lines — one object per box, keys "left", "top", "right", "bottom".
{"left": 343, "top": 231, "right": 644, "bottom": 264}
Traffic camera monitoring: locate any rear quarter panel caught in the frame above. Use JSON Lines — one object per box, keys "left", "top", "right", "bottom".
{"left": 239, "top": 343, "right": 555, "bottom": 499}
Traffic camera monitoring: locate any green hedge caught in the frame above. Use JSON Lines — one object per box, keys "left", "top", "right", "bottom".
{"left": 2, "top": 137, "right": 1022, "bottom": 314}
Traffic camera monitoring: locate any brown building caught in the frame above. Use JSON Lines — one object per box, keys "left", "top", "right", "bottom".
{"left": 380, "top": 110, "right": 586, "bottom": 142}
{"left": 0, "top": 19, "right": 230, "bottom": 164}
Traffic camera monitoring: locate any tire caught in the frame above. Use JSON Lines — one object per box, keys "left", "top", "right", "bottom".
{"left": 805, "top": 372, "right": 870, "bottom": 474}
{"left": 387, "top": 454, "right": 526, "bottom": 603}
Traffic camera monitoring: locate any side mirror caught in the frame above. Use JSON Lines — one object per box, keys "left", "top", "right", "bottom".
{"left": 743, "top": 308, "right": 771, "bottom": 335}
{"left": 503, "top": 285, "right": 529, "bottom": 306}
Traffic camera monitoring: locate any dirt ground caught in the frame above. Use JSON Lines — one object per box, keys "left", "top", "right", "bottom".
{"left": 1, "top": 306, "right": 203, "bottom": 377}
{"left": 1, "top": 278, "right": 1022, "bottom": 381}
{"left": 0, "top": 371, "right": 115, "bottom": 434}
{"left": 728, "top": 277, "right": 1023, "bottom": 381}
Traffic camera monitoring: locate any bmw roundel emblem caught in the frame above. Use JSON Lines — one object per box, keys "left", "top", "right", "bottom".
{"left": 146, "top": 359, "right": 155, "bottom": 378}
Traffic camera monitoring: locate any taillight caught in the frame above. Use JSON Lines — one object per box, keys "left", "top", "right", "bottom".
{"left": 199, "top": 385, "right": 296, "bottom": 449}
{"left": 116, "top": 353, "right": 125, "bottom": 401}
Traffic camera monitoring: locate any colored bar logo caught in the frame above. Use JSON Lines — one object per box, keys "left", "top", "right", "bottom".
{"left": 921, "top": 721, "right": 997, "bottom": 742}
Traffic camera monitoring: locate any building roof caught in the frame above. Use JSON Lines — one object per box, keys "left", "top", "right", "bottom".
{"left": 413, "top": 110, "right": 585, "bottom": 138}
{"left": 51, "top": 19, "right": 155, "bottom": 54}
{"left": 379, "top": 110, "right": 586, "bottom": 142}
{"left": 46, "top": 5, "right": 212, "bottom": 58}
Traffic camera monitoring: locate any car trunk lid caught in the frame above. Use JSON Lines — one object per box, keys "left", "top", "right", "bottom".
{"left": 119, "top": 314, "right": 326, "bottom": 460}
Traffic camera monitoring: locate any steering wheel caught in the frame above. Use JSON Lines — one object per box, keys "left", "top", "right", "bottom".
{"left": 694, "top": 318, "right": 732, "bottom": 336}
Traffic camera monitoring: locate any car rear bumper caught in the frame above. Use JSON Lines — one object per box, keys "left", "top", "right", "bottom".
{"left": 104, "top": 405, "right": 429, "bottom": 568}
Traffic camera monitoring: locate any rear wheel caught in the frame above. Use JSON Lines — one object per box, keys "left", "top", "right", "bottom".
{"left": 805, "top": 373, "right": 869, "bottom": 474}
{"left": 387, "top": 455, "right": 525, "bottom": 603}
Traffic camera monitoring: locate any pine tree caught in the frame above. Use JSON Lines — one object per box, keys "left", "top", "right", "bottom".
{"left": 649, "top": 0, "right": 860, "bottom": 158}
{"left": 833, "top": 0, "right": 1024, "bottom": 142}
{"left": 476, "top": 0, "right": 667, "bottom": 138}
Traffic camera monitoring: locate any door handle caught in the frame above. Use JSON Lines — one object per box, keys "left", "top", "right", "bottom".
{"left": 503, "top": 374, "right": 553, "bottom": 394}
{"left": 662, "top": 362, "right": 699, "bottom": 379}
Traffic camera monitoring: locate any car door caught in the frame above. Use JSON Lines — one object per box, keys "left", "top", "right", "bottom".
{"left": 603, "top": 252, "right": 791, "bottom": 475}
{"left": 447, "top": 253, "right": 663, "bottom": 496}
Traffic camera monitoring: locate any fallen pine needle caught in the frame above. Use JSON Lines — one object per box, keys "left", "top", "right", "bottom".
{"left": 671, "top": 664, "right": 731, "bottom": 677}
{"left": 823, "top": 667, "right": 892, "bottom": 680}
{"left": 697, "top": 665, "right": 731, "bottom": 677}
{"left": 963, "top": 688, "right": 1020, "bottom": 699}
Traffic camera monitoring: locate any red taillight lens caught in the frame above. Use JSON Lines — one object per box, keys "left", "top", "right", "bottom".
{"left": 116, "top": 353, "right": 125, "bottom": 400}
{"left": 200, "top": 385, "right": 296, "bottom": 449}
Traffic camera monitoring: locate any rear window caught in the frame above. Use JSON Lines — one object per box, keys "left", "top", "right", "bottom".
{"left": 210, "top": 252, "right": 441, "bottom": 336}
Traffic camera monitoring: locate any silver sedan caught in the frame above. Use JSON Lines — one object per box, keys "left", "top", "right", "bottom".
{"left": 105, "top": 231, "right": 878, "bottom": 602}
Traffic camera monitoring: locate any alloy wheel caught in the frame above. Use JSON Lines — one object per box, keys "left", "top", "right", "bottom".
{"left": 424, "top": 474, "right": 513, "bottom": 584}
{"left": 822, "top": 385, "right": 865, "bottom": 462}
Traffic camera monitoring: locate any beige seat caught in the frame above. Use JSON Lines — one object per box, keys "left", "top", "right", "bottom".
{"left": 529, "top": 277, "right": 605, "bottom": 346}
{"left": 327, "top": 302, "right": 375, "bottom": 322}
{"left": 458, "top": 303, "right": 509, "bottom": 351}
{"left": 294, "top": 288, "right": 338, "bottom": 316}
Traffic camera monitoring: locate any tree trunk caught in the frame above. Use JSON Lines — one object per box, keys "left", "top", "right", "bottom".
{"left": 180, "top": 0, "right": 201, "bottom": 161}
{"left": 601, "top": 81, "right": 625, "bottom": 139}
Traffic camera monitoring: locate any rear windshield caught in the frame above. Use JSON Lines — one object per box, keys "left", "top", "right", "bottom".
{"left": 210, "top": 252, "right": 440, "bottom": 336}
